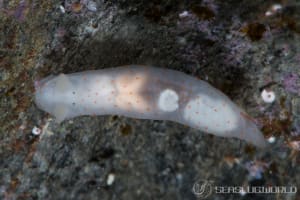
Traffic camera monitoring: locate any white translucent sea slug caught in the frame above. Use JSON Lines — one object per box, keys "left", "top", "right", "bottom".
{"left": 35, "top": 65, "right": 266, "bottom": 147}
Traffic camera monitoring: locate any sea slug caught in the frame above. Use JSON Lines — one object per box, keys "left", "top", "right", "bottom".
{"left": 35, "top": 65, "right": 266, "bottom": 147}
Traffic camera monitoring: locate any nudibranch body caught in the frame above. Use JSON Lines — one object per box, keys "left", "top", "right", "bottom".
{"left": 35, "top": 65, "right": 266, "bottom": 147}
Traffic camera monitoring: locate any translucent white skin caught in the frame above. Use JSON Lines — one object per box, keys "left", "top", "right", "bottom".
{"left": 35, "top": 65, "right": 266, "bottom": 148}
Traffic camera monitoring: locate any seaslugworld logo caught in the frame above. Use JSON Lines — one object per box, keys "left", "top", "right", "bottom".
{"left": 192, "top": 179, "right": 297, "bottom": 199}
{"left": 192, "top": 179, "right": 214, "bottom": 199}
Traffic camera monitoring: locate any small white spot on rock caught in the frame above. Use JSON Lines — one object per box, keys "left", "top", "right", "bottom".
{"left": 267, "top": 136, "right": 276, "bottom": 143}
{"left": 32, "top": 126, "right": 41, "bottom": 135}
{"left": 158, "top": 89, "right": 179, "bottom": 112}
{"left": 106, "top": 173, "right": 115, "bottom": 186}
{"left": 271, "top": 4, "right": 283, "bottom": 12}
{"left": 265, "top": 4, "right": 282, "bottom": 17}
{"left": 59, "top": 5, "right": 65, "bottom": 13}
{"left": 265, "top": 11, "right": 272, "bottom": 16}
{"left": 87, "top": 1, "right": 97, "bottom": 12}
{"left": 177, "top": 37, "right": 187, "bottom": 45}
{"left": 179, "top": 10, "right": 189, "bottom": 18}
{"left": 261, "top": 89, "right": 275, "bottom": 103}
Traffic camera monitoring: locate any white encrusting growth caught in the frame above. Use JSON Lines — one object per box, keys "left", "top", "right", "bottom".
{"left": 261, "top": 89, "right": 275, "bottom": 103}
{"left": 32, "top": 126, "right": 41, "bottom": 135}
{"left": 106, "top": 173, "right": 115, "bottom": 186}
{"left": 35, "top": 65, "right": 267, "bottom": 147}
{"left": 158, "top": 89, "right": 179, "bottom": 112}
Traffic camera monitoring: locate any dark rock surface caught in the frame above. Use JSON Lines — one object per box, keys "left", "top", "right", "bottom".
{"left": 0, "top": 0, "right": 299, "bottom": 199}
